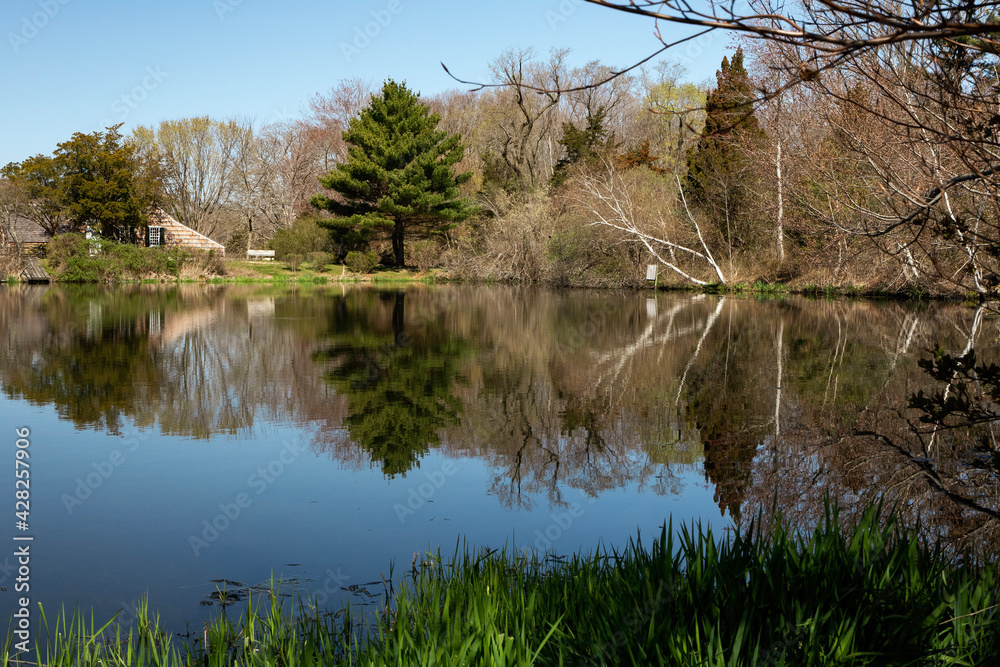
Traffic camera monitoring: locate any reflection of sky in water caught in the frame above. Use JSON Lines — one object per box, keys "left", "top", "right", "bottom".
{"left": 1, "top": 283, "right": 990, "bottom": 631}
{"left": 1, "top": 395, "right": 722, "bottom": 630}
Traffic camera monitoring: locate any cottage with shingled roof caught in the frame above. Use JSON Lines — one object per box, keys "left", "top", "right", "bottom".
{"left": 142, "top": 208, "right": 225, "bottom": 256}
{"left": 5, "top": 207, "right": 225, "bottom": 256}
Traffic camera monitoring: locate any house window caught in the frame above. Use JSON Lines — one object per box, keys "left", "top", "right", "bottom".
{"left": 148, "top": 226, "right": 164, "bottom": 247}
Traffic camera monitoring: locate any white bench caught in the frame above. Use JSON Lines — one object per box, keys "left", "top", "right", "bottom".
{"left": 247, "top": 249, "right": 275, "bottom": 261}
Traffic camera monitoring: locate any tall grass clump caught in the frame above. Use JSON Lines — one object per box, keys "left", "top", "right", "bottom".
{"left": 366, "top": 503, "right": 999, "bottom": 665}
{"left": 5, "top": 503, "right": 999, "bottom": 665}
{"left": 3, "top": 599, "right": 184, "bottom": 666}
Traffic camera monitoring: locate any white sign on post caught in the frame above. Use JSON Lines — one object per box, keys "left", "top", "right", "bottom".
{"left": 646, "top": 264, "right": 658, "bottom": 281}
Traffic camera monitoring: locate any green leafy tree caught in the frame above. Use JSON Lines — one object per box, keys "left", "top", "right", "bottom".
{"left": 1, "top": 154, "right": 68, "bottom": 235}
{"left": 3, "top": 125, "right": 158, "bottom": 242}
{"left": 311, "top": 80, "right": 475, "bottom": 267}
{"left": 268, "top": 216, "right": 334, "bottom": 260}
{"left": 56, "top": 125, "right": 158, "bottom": 242}
{"left": 642, "top": 62, "right": 706, "bottom": 173}
{"left": 685, "top": 48, "right": 766, "bottom": 248}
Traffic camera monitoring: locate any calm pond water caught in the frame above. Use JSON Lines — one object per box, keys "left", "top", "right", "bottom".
{"left": 0, "top": 283, "right": 994, "bottom": 631}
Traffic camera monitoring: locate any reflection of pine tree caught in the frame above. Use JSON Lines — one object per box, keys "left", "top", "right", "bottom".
{"left": 315, "top": 292, "right": 467, "bottom": 477}
{"left": 680, "top": 307, "right": 777, "bottom": 521}
{"left": 701, "top": 431, "right": 756, "bottom": 522}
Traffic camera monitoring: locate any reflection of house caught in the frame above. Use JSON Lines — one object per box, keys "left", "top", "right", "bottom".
{"left": 148, "top": 308, "right": 219, "bottom": 348}
{"left": 247, "top": 298, "right": 275, "bottom": 319}
{"left": 8, "top": 208, "right": 225, "bottom": 256}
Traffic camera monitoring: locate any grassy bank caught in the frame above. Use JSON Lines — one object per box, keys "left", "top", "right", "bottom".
{"left": 0, "top": 237, "right": 447, "bottom": 285}
{"left": 0, "top": 240, "right": 960, "bottom": 296}
{"left": 677, "top": 280, "right": 936, "bottom": 300}
{"left": 220, "top": 260, "right": 444, "bottom": 284}
{"left": 6, "top": 504, "right": 998, "bottom": 665}
{"left": 0, "top": 246, "right": 972, "bottom": 300}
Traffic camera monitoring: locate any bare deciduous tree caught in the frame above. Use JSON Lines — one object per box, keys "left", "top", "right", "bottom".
{"left": 585, "top": 0, "right": 1000, "bottom": 83}
{"left": 575, "top": 159, "right": 727, "bottom": 285}
{"left": 134, "top": 117, "right": 242, "bottom": 238}
{"left": 0, "top": 179, "right": 25, "bottom": 255}
{"left": 303, "top": 77, "right": 373, "bottom": 175}
{"left": 483, "top": 48, "right": 568, "bottom": 195}
{"left": 589, "top": 0, "right": 1000, "bottom": 292}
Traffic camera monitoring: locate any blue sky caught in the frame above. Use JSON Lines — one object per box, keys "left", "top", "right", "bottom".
{"left": 1, "top": 0, "right": 730, "bottom": 166}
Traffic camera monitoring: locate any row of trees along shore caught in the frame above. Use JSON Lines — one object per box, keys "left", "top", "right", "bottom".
{"left": 3, "top": 6, "right": 1000, "bottom": 295}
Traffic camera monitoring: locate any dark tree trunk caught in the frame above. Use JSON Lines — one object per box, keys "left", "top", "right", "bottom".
{"left": 392, "top": 292, "right": 406, "bottom": 345}
{"left": 393, "top": 220, "right": 405, "bottom": 267}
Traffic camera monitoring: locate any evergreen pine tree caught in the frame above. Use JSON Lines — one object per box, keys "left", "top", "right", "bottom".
{"left": 311, "top": 80, "right": 474, "bottom": 267}
{"left": 685, "top": 48, "right": 766, "bottom": 247}
{"left": 551, "top": 107, "right": 612, "bottom": 188}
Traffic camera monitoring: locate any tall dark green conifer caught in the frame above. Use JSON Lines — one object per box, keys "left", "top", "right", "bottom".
{"left": 550, "top": 107, "right": 611, "bottom": 188}
{"left": 685, "top": 48, "right": 766, "bottom": 247}
{"left": 311, "top": 80, "right": 474, "bottom": 267}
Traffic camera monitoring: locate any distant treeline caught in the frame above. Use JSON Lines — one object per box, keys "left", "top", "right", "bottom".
{"left": 3, "top": 39, "right": 997, "bottom": 295}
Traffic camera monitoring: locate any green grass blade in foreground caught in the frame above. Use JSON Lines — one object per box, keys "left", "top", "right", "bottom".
{"left": 5, "top": 502, "right": 999, "bottom": 665}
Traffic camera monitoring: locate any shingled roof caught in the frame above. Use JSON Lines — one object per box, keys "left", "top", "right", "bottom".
{"left": 5, "top": 209, "right": 225, "bottom": 255}
{"left": 11, "top": 216, "right": 53, "bottom": 244}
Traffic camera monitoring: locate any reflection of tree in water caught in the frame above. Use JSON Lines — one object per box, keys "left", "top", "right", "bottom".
{"left": 682, "top": 309, "right": 782, "bottom": 522}
{"left": 0, "top": 287, "right": 167, "bottom": 433}
{"left": 734, "top": 301, "right": 1000, "bottom": 563}
{"left": 454, "top": 290, "right": 704, "bottom": 510}
{"left": 677, "top": 299, "right": 914, "bottom": 522}
{"left": 473, "top": 362, "right": 567, "bottom": 509}
{"left": 9, "top": 282, "right": 997, "bottom": 548}
{"left": 314, "top": 291, "right": 466, "bottom": 477}
{"left": 0, "top": 284, "right": 344, "bottom": 438}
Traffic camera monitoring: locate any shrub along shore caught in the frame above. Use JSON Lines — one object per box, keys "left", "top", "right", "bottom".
{"left": 1, "top": 239, "right": 961, "bottom": 300}
{"left": 6, "top": 504, "right": 998, "bottom": 666}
